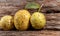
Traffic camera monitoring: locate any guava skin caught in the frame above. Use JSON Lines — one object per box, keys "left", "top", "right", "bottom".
{"left": 30, "top": 12, "right": 46, "bottom": 29}
{"left": 0, "top": 15, "right": 14, "bottom": 30}
{"left": 14, "top": 10, "right": 31, "bottom": 30}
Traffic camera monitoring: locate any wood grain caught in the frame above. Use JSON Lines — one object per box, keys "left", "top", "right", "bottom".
{"left": 45, "top": 13, "right": 60, "bottom": 29}
{"left": 0, "top": 30, "right": 59, "bottom": 36}
{"left": 0, "top": 0, "right": 60, "bottom": 15}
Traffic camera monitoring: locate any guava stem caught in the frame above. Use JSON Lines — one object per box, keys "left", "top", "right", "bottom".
{"left": 38, "top": 4, "right": 44, "bottom": 12}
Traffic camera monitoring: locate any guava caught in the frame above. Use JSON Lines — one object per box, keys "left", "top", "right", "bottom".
{"left": 14, "top": 10, "right": 31, "bottom": 30}
{"left": 30, "top": 12, "right": 46, "bottom": 29}
{"left": 0, "top": 15, "right": 14, "bottom": 30}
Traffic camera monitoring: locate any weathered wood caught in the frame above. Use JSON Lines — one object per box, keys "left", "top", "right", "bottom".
{"left": 42, "top": 0, "right": 60, "bottom": 12}
{"left": 0, "top": 0, "right": 60, "bottom": 14}
{"left": 0, "top": 30, "right": 59, "bottom": 36}
{"left": 45, "top": 13, "right": 60, "bottom": 29}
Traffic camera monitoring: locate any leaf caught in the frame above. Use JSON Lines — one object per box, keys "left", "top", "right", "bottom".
{"left": 25, "top": 2, "right": 40, "bottom": 9}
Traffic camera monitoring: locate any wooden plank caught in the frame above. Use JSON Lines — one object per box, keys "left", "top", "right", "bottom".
{"left": 0, "top": 30, "right": 59, "bottom": 36}
{"left": 0, "top": 11, "right": 60, "bottom": 30}
{"left": 45, "top": 13, "right": 60, "bottom": 29}
{"left": 40, "top": 0, "right": 60, "bottom": 12}
{"left": 0, "top": 0, "right": 60, "bottom": 13}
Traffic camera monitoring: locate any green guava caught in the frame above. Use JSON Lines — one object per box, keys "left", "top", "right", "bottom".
{"left": 30, "top": 12, "right": 46, "bottom": 29}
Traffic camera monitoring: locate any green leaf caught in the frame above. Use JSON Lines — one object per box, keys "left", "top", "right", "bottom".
{"left": 25, "top": 2, "right": 40, "bottom": 9}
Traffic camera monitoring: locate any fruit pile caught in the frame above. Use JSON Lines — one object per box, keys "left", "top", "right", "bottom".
{"left": 0, "top": 2, "right": 46, "bottom": 31}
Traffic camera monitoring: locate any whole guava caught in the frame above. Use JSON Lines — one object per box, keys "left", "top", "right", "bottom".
{"left": 30, "top": 12, "right": 46, "bottom": 29}
{"left": 0, "top": 15, "right": 14, "bottom": 30}
{"left": 14, "top": 10, "right": 31, "bottom": 30}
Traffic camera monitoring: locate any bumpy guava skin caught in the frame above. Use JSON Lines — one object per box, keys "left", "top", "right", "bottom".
{"left": 0, "top": 15, "right": 14, "bottom": 30}
{"left": 30, "top": 12, "right": 46, "bottom": 29}
{"left": 14, "top": 10, "right": 31, "bottom": 30}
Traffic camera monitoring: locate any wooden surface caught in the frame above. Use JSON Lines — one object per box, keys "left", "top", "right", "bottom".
{"left": 0, "top": 0, "right": 60, "bottom": 36}
{"left": 0, "top": 30, "right": 60, "bottom": 36}
{"left": 45, "top": 13, "right": 60, "bottom": 29}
